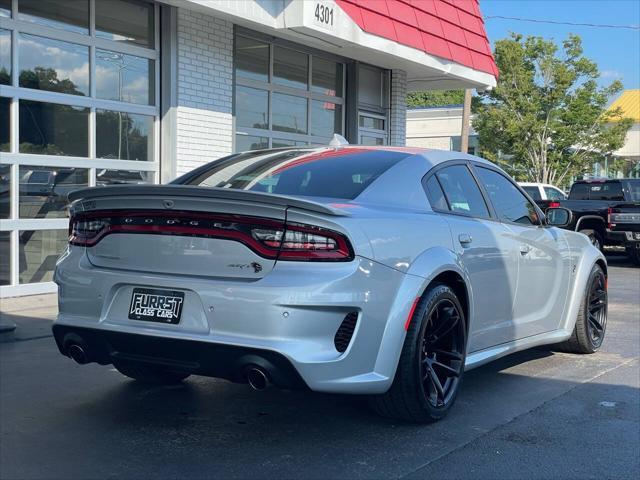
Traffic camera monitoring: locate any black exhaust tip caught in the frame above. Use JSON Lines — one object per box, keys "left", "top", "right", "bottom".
{"left": 62, "top": 332, "right": 91, "bottom": 365}
{"left": 246, "top": 367, "right": 269, "bottom": 391}
{"left": 66, "top": 343, "right": 89, "bottom": 365}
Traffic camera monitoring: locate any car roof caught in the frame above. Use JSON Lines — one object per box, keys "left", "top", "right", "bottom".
{"left": 243, "top": 145, "right": 497, "bottom": 170}
{"left": 572, "top": 178, "right": 635, "bottom": 184}
{"left": 222, "top": 146, "right": 503, "bottom": 211}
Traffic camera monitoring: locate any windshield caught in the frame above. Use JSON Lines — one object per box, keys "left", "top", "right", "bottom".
{"left": 180, "top": 148, "right": 411, "bottom": 200}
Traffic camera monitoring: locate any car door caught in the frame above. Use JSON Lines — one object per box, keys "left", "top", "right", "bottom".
{"left": 473, "top": 166, "right": 572, "bottom": 338}
{"left": 425, "top": 163, "right": 520, "bottom": 353}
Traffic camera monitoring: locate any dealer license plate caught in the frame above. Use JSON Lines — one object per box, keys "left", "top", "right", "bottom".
{"left": 128, "top": 288, "right": 184, "bottom": 324}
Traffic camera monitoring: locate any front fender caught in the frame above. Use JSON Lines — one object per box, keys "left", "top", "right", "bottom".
{"left": 560, "top": 238, "right": 607, "bottom": 335}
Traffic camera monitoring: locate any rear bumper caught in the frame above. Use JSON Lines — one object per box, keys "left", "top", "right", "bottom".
{"left": 606, "top": 229, "right": 640, "bottom": 246}
{"left": 53, "top": 246, "right": 424, "bottom": 394}
{"left": 52, "top": 325, "right": 308, "bottom": 390}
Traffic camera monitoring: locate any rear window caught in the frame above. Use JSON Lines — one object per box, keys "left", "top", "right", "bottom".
{"left": 570, "top": 181, "right": 624, "bottom": 201}
{"left": 624, "top": 179, "right": 640, "bottom": 201}
{"left": 521, "top": 186, "right": 541, "bottom": 200}
{"left": 183, "top": 148, "right": 410, "bottom": 199}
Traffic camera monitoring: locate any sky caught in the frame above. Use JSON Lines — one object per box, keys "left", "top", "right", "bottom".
{"left": 480, "top": 0, "right": 640, "bottom": 92}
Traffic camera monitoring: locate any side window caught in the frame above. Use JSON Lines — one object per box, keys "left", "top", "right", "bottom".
{"left": 522, "top": 186, "right": 542, "bottom": 201}
{"left": 475, "top": 167, "right": 540, "bottom": 225}
{"left": 425, "top": 175, "right": 449, "bottom": 211}
{"left": 543, "top": 186, "right": 565, "bottom": 200}
{"left": 435, "top": 165, "right": 490, "bottom": 218}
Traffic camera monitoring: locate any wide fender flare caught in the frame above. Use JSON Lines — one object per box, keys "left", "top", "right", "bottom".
{"left": 373, "top": 247, "right": 473, "bottom": 382}
{"left": 560, "top": 246, "right": 607, "bottom": 334}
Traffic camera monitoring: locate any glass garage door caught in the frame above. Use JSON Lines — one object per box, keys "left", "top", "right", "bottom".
{"left": 0, "top": 0, "right": 160, "bottom": 296}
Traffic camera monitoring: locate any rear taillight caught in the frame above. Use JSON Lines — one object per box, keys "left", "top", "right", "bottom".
{"left": 608, "top": 209, "right": 640, "bottom": 226}
{"left": 607, "top": 207, "right": 613, "bottom": 229}
{"left": 69, "top": 210, "right": 353, "bottom": 262}
{"left": 277, "top": 223, "right": 353, "bottom": 261}
{"left": 549, "top": 201, "right": 561, "bottom": 208}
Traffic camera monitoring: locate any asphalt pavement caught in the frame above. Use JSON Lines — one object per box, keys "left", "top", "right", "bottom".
{"left": 1, "top": 254, "right": 638, "bottom": 480}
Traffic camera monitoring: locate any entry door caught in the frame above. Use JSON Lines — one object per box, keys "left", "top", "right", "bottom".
{"left": 444, "top": 216, "right": 520, "bottom": 352}
{"left": 506, "top": 224, "right": 571, "bottom": 336}
{"left": 427, "top": 165, "right": 519, "bottom": 353}
{"left": 473, "top": 166, "right": 572, "bottom": 337}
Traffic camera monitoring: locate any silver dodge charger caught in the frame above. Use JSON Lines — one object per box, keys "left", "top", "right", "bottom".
{"left": 53, "top": 146, "right": 608, "bottom": 422}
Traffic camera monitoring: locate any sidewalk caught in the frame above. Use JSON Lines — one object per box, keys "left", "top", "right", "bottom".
{"left": 0, "top": 294, "right": 58, "bottom": 342}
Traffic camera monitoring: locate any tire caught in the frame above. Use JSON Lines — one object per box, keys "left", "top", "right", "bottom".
{"left": 368, "top": 284, "right": 467, "bottom": 423}
{"left": 579, "top": 229, "right": 604, "bottom": 251}
{"left": 557, "top": 264, "right": 607, "bottom": 354}
{"left": 114, "top": 362, "right": 191, "bottom": 385}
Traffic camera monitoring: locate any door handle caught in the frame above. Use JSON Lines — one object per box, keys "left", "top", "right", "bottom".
{"left": 458, "top": 233, "right": 473, "bottom": 246}
{"left": 519, "top": 244, "right": 532, "bottom": 255}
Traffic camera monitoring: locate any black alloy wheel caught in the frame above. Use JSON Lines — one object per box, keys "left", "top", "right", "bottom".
{"left": 557, "top": 264, "right": 607, "bottom": 354}
{"left": 420, "top": 299, "right": 465, "bottom": 408}
{"left": 586, "top": 268, "right": 607, "bottom": 349}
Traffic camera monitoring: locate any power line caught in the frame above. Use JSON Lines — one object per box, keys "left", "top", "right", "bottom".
{"left": 485, "top": 15, "right": 640, "bottom": 30}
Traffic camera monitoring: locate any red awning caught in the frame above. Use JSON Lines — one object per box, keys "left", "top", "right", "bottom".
{"left": 334, "top": 0, "right": 498, "bottom": 77}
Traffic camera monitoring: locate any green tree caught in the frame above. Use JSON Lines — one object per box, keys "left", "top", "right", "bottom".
{"left": 19, "top": 67, "right": 85, "bottom": 96}
{"left": 0, "top": 67, "right": 10, "bottom": 85}
{"left": 473, "top": 33, "right": 633, "bottom": 185}
{"left": 407, "top": 89, "right": 481, "bottom": 111}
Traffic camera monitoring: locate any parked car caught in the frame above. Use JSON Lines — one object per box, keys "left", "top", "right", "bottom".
{"left": 52, "top": 147, "right": 607, "bottom": 423}
{"left": 536, "top": 178, "right": 640, "bottom": 264}
{"left": 18, "top": 168, "right": 87, "bottom": 218}
{"left": 519, "top": 182, "right": 567, "bottom": 201}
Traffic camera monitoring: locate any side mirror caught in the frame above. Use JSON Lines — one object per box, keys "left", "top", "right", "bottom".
{"left": 546, "top": 207, "right": 572, "bottom": 227}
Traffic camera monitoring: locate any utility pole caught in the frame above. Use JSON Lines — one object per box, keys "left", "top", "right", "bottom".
{"left": 460, "top": 89, "right": 473, "bottom": 153}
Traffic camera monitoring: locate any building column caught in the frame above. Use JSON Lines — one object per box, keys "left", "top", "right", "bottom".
{"left": 389, "top": 69, "right": 407, "bottom": 146}
{"left": 175, "top": 8, "right": 234, "bottom": 177}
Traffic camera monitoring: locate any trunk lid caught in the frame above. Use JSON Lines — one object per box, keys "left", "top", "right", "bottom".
{"left": 68, "top": 185, "right": 347, "bottom": 280}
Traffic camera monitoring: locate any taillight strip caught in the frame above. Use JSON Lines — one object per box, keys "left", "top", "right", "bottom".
{"left": 71, "top": 209, "right": 284, "bottom": 227}
{"left": 69, "top": 210, "right": 354, "bottom": 262}
{"left": 71, "top": 224, "right": 280, "bottom": 258}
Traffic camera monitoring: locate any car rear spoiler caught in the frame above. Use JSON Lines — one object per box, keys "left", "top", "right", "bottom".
{"left": 67, "top": 185, "right": 349, "bottom": 216}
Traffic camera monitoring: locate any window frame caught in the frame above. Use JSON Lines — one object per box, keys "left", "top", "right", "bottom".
{"left": 233, "top": 28, "right": 347, "bottom": 150}
{"left": 358, "top": 111, "right": 387, "bottom": 146}
{"left": 421, "top": 160, "right": 493, "bottom": 221}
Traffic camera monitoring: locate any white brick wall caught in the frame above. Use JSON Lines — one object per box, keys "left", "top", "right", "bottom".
{"left": 406, "top": 136, "right": 452, "bottom": 150}
{"left": 389, "top": 70, "right": 407, "bottom": 146}
{"left": 176, "top": 9, "right": 234, "bottom": 175}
